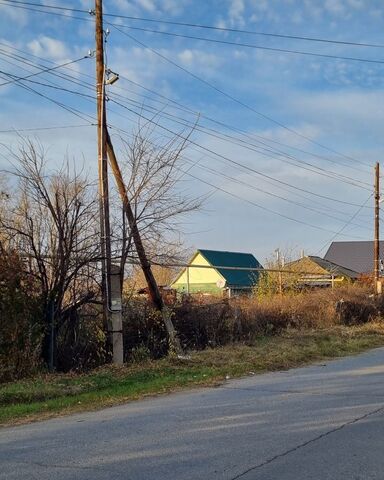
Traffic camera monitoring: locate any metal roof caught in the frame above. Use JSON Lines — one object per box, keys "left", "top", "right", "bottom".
{"left": 324, "top": 241, "right": 384, "bottom": 274}
{"left": 308, "top": 256, "right": 359, "bottom": 279}
{"left": 198, "top": 249, "right": 262, "bottom": 288}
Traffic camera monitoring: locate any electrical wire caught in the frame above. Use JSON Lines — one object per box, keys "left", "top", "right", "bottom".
{"left": 0, "top": 71, "right": 94, "bottom": 123}
{"left": 111, "top": 24, "right": 384, "bottom": 65}
{"left": 115, "top": 73, "right": 372, "bottom": 175}
{"left": 315, "top": 194, "right": 374, "bottom": 254}
{"left": 0, "top": 42, "right": 371, "bottom": 179}
{"left": 175, "top": 166, "right": 367, "bottom": 238}
{"left": 111, "top": 26, "right": 369, "bottom": 167}
{"left": 181, "top": 156, "right": 371, "bottom": 230}
{"left": 0, "top": 3, "right": 374, "bottom": 169}
{"left": 1, "top": 74, "right": 366, "bottom": 237}
{"left": 0, "top": 124, "right": 94, "bottom": 133}
{"left": 3, "top": 1, "right": 383, "bottom": 65}
{"left": 0, "top": 41, "right": 375, "bottom": 232}
{"left": 0, "top": 55, "right": 89, "bottom": 87}
{"left": 108, "top": 97, "right": 374, "bottom": 208}
{"left": 1, "top": 48, "right": 373, "bottom": 203}
{"left": 107, "top": 95, "right": 371, "bottom": 190}
{"left": 3, "top": 0, "right": 384, "bottom": 49}
{"left": 0, "top": 47, "right": 372, "bottom": 191}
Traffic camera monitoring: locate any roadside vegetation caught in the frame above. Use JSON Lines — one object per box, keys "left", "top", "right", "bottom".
{"left": 2, "top": 284, "right": 384, "bottom": 426}
{"left": 1, "top": 139, "right": 384, "bottom": 427}
{"left": 2, "top": 323, "right": 384, "bottom": 426}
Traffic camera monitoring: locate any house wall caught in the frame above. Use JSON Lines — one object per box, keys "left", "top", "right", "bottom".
{"left": 171, "top": 252, "right": 225, "bottom": 293}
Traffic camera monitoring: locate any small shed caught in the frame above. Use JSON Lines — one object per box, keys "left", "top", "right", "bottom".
{"left": 170, "top": 249, "right": 262, "bottom": 296}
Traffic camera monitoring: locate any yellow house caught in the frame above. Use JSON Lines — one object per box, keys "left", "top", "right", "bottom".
{"left": 170, "top": 249, "right": 262, "bottom": 296}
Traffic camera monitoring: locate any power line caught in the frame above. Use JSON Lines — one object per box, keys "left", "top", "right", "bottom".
{"left": 0, "top": 47, "right": 93, "bottom": 95}
{"left": 109, "top": 118, "right": 372, "bottom": 226}
{"left": 3, "top": 0, "right": 384, "bottom": 49}
{"left": 112, "top": 24, "right": 384, "bottom": 65}
{"left": 0, "top": 42, "right": 372, "bottom": 224}
{"left": 109, "top": 97, "right": 373, "bottom": 208}
{"left": 0, "top": 124, "right": 94, "bottom": 133}
{"left": 108, "top": 122, "right": 370, "bottom": 221}
{"left": 1, "top": 0, "right": 86, "bottom": 13}
{"left": 315, "top": 194, "right": 373, "bottom": 255}
{"left": 111, "top": 26, "right": 368, "bottom": 167}
{"left": 115, "top": 73, "right": 372, "bottom": 175}
{"left": 0, "top": 47, "right": 371, "bottom": 191}
{"left": 0, "top": 44, "right": 372, "bottom": 189}
{"left": 0, "top": 55, "right": 89, "bottom": 87}
{"left": 108, "top": 95, "right": 371, "bottom": 190}
{"left": 0, "top": 1, "right": 375, "bottom": 168}
{"left": 102, "top": 17, "right": 384, "bottom": 50}
{"left": 4, "top": 1, "right": 383, "bottom": 65}
{"left": 182, "top": 156, "right": 371, "bottom": 230}
{"left": 0, "top": 0, "right": 91, "bottom": 22}
{"left": 2, "top": 57, "right": 373, "bottom": 217}
{"left": 0, "top": 42, "right": 371, "bottom": 177}
{"left": 0, "top": 71, "right": 94, "bottom": 123}
{"left": 176, "top": 166, "right": 366, "bottom": 238}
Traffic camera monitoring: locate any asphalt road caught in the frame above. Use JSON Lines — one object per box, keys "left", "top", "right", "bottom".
{"left": 2, "top": 349, "right": 384, "bottom": 479}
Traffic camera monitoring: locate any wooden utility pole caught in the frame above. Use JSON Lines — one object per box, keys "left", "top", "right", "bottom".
{"left": 106, "top": 133, "right": 181, "bottom": 353}
{"left": 95, "top": 0, "right": 123, "bottom": 364}
{"left": 374, "top": 162, "right": 381, "bottom": 295}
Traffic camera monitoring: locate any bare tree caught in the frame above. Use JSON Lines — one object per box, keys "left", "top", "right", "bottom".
{"left": 112, "top": 124, "right": 202, "bottom": 283}
{"left": 0, "top": 140, "right": 100, "bottom": 368}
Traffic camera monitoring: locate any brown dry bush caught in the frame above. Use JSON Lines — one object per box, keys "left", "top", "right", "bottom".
{"left": 172, "top": 284, "right": 380, "bottom": 350}
{"left": 122, "top": 284, "right": 380, "bottom": 359}
{"left": 122, "top": 298, "right": 168, "bottom": 360}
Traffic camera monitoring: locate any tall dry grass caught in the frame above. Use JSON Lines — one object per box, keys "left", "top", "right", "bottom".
{"left": 122, "top": 284, "right": 382, "bottom": 357}
{"left": 171, "top": 284, "right": 381, "bottom": 350}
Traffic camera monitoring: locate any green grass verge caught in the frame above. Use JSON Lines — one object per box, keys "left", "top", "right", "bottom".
{"left": 2, "top": 323, "right": 384, "bottom": 427}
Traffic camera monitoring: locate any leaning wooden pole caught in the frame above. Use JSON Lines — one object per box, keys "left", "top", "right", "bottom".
{"left": 106, "top": 131, "right": 181, "bottom": 353}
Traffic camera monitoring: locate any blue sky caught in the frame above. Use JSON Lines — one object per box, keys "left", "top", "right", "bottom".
{"left": 0, "top": 0, "right": 383, "bottom": 262}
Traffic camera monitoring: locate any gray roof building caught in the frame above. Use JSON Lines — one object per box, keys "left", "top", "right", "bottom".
{"left": 324, "top": 241, "right": 384, "bottom": 274}
{"left": 286, "top": 255, "right": 359, "bottom": 286}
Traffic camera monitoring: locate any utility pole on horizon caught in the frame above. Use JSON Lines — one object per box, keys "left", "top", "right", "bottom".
{"left": 374, "top": 162, "right": 381, "bottom": 295}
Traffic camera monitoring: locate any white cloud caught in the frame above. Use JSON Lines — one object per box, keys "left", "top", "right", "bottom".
{"left": 347, "top": 0, "right": 364, "bottom": 9}
{"left": 112, "top": 0, "right": 189, "bottom": 15}
{"left": 161, "top": 0, "right": 190, "bottom": 15}
{"left": 177, "top": 49, "right": 222, "bottom": 72}
{"left": 136, "top": 0, "right": 157, "bottom": 13}
{"left": 0, "top": 3, "right": 28, "bottom": 26}
{"left": 228, "top": 0, "right": 245, "bottom": 26}
{"left": 288, "top": 89, "right": 384, "bottom": 150}
{"left": 215, "top": 18, "right": 227, "bottom": 29}
{"left": 324, "top": 0, "right": 345, "bottom": 15}
{"left": 27, "top": 36, "right": 70, "bottom": 62}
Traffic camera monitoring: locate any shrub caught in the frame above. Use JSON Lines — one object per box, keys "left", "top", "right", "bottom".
{"left": 0, "top": 251, "right": 42, "bottom": 383}
{"left": 118, "top": 284, "right": 382, "bottom": 359}
{"left": 122, "top": 299, "right": 168, "bottom": 361}
{"left": 171, "top": 284, "right": 381, "bottom": 350}
{"left": 55, "top": 305, "right": 107, "bottom": 372}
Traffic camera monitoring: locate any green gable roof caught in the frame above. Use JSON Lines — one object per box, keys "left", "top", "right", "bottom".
{"left": 198, "top": 249, "right": 262, "bottom": 288}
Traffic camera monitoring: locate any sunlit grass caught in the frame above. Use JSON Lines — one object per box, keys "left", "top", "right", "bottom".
{"left": 2, "top": 322, "right": 384, "bottom": 426}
